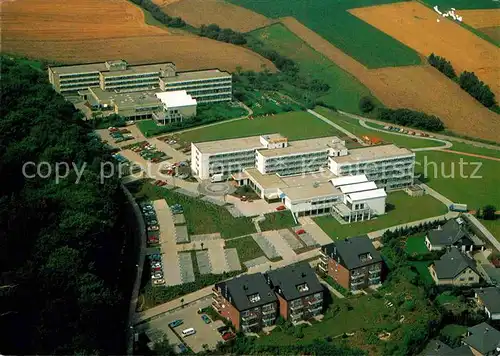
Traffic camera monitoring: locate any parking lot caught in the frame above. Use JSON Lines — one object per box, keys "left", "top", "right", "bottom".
{"left": 136, "top": 298, "right": 225, "bottom": 353}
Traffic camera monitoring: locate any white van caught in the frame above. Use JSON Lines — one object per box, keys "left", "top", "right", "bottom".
{"left": 181, "top": 328, "right": 196, "bottom": 337}
{"left": 210, "top": 173, "right": 224, "bottom": 183}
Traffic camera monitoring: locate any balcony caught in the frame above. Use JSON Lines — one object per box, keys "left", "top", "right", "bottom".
{"left": 305, "top": 297, "right": 323, "bottom": 306}
{"left": 369, "top": 268, "right": 381, "bottom": 274}
{"left": 290, "top": 312, "right": 304, "bottom": 321}
{"left": 241, "top": 321, "right": 259, "bottom": 331}
{"left": 308, "top": 306, "right": 322, "bottom": 314}
{"left": 351, "top": 280, "right": 365, "bottom": 287}
{"left": 351, "top": 273, "right": 365, "bottom": 280}
{"left": 318, "top": 263, "right": 327, "bottom": 272}
{"left": 241, "top": 312, "right": 259, "bottom": 322}
{"left": 290, "top": 303, "right": 303, "bottom": 311}
{"left": 369, "top": 276, "right": 381, "bottom": 284}
{"left": 262, "top": 307, "right": 276, "bottom": 315}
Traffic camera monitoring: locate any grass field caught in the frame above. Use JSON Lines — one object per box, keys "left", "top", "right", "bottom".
{"left": 416, "top": 151, "right": 500, "bottom": 208}
{"left": 176, "top": 111, "right": 344, "bottom": 144}
{"left": 225, "top": 235, "right": 265, "bottom": 262}
{"left": 481, "top": 219, "right": 500, "bottom": 241}
{"left": 421, "top": 0, "right": 499, "bottom": 9}
{"left": 260, "top": 211, "right": 297, "bottom": 231}
{"left": 405, "top": 235, "right": 429, "bottom": 255}
{"left": 447, "top": 142, "right": 500, "bottom": 159}
{"left": 130, "top": 180, "right": 256, "bottom": 238}
{"left": 314, "top": 192, "right": 447, "bottom": 240}
{"left": 230, "top": 0, "right": 421, "bottom": 68}
{"left": 314, "top": 107, "right": 445, "bottom": 149}
{"left": 247, "top": 23, "right": 380, "bottom": 114}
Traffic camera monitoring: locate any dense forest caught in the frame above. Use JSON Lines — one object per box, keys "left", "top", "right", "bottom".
{"left": 0, "top": 57, "right": 133, "bottom": 354}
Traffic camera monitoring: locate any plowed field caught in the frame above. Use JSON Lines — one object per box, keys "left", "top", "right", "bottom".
{"left": 349, "top": 2, "right": 500, "bottom": 98}
{"left": 1, "top": 0, "right": 275, "bottom": 72}
{"left": 165, "top": 0, "right": 273, "bottom": 32}
{"left": 459, "top": 9, "right": 500, "bottom": 28}
{"left": 280, "top": 17, "right": 500, "bottom": 142}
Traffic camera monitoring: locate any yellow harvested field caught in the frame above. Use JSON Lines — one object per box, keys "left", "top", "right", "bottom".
{"left": 349, "top": 2, "right": 500, "bottom": 98}
{"left": 165, "top": 0, "right": 273, "bottom": 32}
{"left": 478, "top": 26, "right": 500, "bottom": 42}
{"left": 459, "top": 9, "right": 500, "bottom": 28}
{"left": 1, "top": 0, "right": 275, "bottom": 72}
{"left": 280, "top": 17, "right": 500, "bottom": 141}
{"left": 152, "top": 0, "right": 182, "bottom": 5}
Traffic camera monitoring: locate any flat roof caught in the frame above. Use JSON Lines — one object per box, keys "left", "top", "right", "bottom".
{"left": 331, "top": 174, "right": 368, "bottom": 187}
{"left": 156, "top": 90, "right": 196, "bottom": 107}
{"left": 244, "top": 168, "right": 288, "bottom": 190}
{"left": 49, "top": 61, "right": 174, "bottom": 75}
{"left": 49, "top": 62, "right": 107, "bottom": 74}
{"left": 331, "top": 144, "right": 414, "bottom": 164}
{"left": 101, "top": 63, "right": 173, "bottom": 77}
{"left": 348, "top": 188, "right": 387, "bottom": 201}
{"left": 193, "top": 135, "right": 263, "bottom": 154}
{"left": 340, "top": 181, "right": 378, "bottom": 194}
{"left": 279, "top": 182, "right": 342, "bottom": 201}
{"left": 257, "top": 136, "right": 337, "bottom": 158}
{"left": 160, "top": 69, "right": 231, "bottom": 83}
{"left": 280, "top": 170, "right": 337, "bottom": 187}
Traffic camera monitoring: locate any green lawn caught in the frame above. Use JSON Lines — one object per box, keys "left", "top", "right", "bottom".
{"left": 421, "top": 0, "right": 498, "bottom": 9}
{"left": 260, "top": 211, "right": 297, "bottom": 231}
{"left": 243, "top": 90, "right": 304, "bottom": 116}
{"left": 136, "top": 120, "right": 164, "bottom": 137}
{"left": 225, "top": 235, "right": 265, "bottom": 262}
{"left": 409, "top": 261, "right": 434, "bottom": 284}
{"left": 129, "top": 180, "right": 256, "bottom": 238}
{"left": 405, "top": 235, "right": 429, "bottom": 255}
{"left": 177, "top": 111, "right": 343, "bottom": 144}
{"left": 447, "top": 142, "right": 500, "bottom": 159}
{"left": 315, "top": 107, "right": 446, "bottom": 149}
{"left": 436, "top": 291, "right": 459, "bottom": 306}
{"left": 230, "top": 0, "right": 421, "bottom": 68}
{"left": 481, "top": 219, "right": 500, "bottom": 241}
{"left": 314, "top": 192, "right": 447, "bottom": 239}
{"left": 247, "top": 24, "right": 381, "bottom": 114}
{"left": 416, "top": 151, "right": 500, "bottom": 208}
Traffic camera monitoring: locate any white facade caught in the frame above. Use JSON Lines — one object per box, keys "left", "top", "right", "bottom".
{"left": 154, "top": 91, "right": 197, "bottom": 124}
{"left": 279, "top": 183, "right": 343, "bottom": 217}
{"left": 329, "top": 145, "right": 415, "bottom": 190}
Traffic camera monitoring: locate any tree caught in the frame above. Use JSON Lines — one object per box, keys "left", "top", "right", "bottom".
{"left": 482, "top": 205, "right": 496, "bottom": 220}
{"left": 359, "top": 96, "right": 375, "bottom": 113}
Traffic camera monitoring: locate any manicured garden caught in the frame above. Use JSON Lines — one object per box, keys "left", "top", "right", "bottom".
{"left": 415, "top": 150, "right": 500, "bottom": 208}
{"left": 314, "top": 192, "right": 447, "bottom": 239}
{"left": 177, "top": 110, "right": 343, "bottom": 144}
{"left": 404, "top": 235, "right": 429, "bottom": 255}
{"left": 129, "top": 180, "right": 256, "bottom": 238}
{"left": 225, "top": 235, "right": 265, "bottom": 262}
{"left": 230, "top": 0, "right": 421, "bottom": 68}
{"left": 247, "top": 24, "right": 379, "bottom": 114}
{"left": 260, "top": 211, "right": 297, "bottom": 231}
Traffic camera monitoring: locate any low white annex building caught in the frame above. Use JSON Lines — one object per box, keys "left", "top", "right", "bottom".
{"left": 154, "top": 90, "right": 197, "bottom": 125}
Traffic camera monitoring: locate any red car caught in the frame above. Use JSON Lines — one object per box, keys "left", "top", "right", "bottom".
{"left": 157, "top": 181, "right": 167, "bottom": 186}
{"left": 152, "top": 266, "right": 162, "bottom": 272}
{"left": 296, "top": 229, "right": 306, "bottom": 235}
{"left": 222, "top": 332, "right": 235, "bottom": 341}
{"left": 276, "top": 205, "right": 286, "bottom": 211}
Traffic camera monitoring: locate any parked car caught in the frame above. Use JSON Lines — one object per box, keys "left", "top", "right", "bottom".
{"left": 152, "top": 272, "right": 163, "bottom": 279}
{"left": 240, "top": 196, "right": 248, "bottom": 202}
{"left": 177, "top": 343, "right": 187, "bottom": 353}
{"left": 276, "top": 205, "right": 286, "bottom": 211}
{"left": 146, "top": 220, "right": 158, "bottom": 226}
{"left": 296, "top": 229, "right": 306, "bottom": 235}
{"left": 201, "top": 314, "right": 211, "bottom": 324}
{"left": 169, "top": 319, "right": 184, "bottom": 328}
{"left": 222, "top": 332, "right": 236, "bottom": 341}
{"left": 217, "top": 326, "right": 229, "bottom": 335}
{"left": 153, "top": 279, "right": 165, "bottom": 285}
{"left": 149, "top": 254, "right": 161, "bottom": 261}
{"left": 148, "top": 225, "right": 160, "bottom": 231}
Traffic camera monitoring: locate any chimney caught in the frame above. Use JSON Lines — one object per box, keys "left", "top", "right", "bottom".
{"left": 301, "top": 272, "right": 306, "bottom": 278}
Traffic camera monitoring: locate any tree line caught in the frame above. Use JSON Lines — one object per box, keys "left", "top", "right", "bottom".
{"left": 129, "top": 0, "right": 186, "bottom": 27}
{"left": 428, "top": 53, "right": 497, "bottom": 110}
{"left": 0, "top": 57, "right": 131, "bottom": 354}
{"left": 377, "top": 108, "right": 445, "bottom": 132}
{"left": 199, "top": 24, "right": 247, "bottom": 45}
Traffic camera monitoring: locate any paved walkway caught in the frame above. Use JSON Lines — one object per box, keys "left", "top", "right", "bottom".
{"left": 420, "top": 183, "right": 454, "bottom": 207}
{"left": 357, "top": 119, "right": 452, "bottom": 151}
{"left": 153, "top": 200, "right": 183, "bottom": 286}
{"left": 441, "top": 149, "right": 500, "bottom": 161}
{"left": 465, "top": 213, "right": 500, "bottom": 252}
{"left": 261, "top": 230, "right": 297, "bottom": 260}
{"left": 308, "top": 109, "right": 363, "bottom": 142}
{"left": 298, "top": 216, "right": 336, "bottom": 246}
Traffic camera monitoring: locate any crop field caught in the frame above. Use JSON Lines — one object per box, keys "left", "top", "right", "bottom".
{"left": 229, "top": 0, "right": 421, "bottom": 68}
{"left": 248, "top": 23, "right": 380, "bottom": 114}
{"left": 176, "top": 111, "right": 345, "bottom": 145}
{"left": 459, "top": 9, "right": 500, "bottom": 43}
{"left": 416, "top": 151, "right": 500, "bottom": 208}
{"left": 281, "top": 18, "right": 500, "bottom": 142}
{"left": 1, "top": 0, "right": 275, "bottom": 72}
{"left": 350, "top": 2, "right": 500, "bottom": 98}
{"left": 421, "top": 0, "right": 499, "bottom": 9}
{"left": 165, "top": 0, "right": 273, "bottom": 32}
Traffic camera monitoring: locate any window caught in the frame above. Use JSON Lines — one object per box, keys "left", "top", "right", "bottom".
{"left": 468, "top": 277, "right": 474, "bottom": 281}
{"left": 296, "top": 283, "right": 309, "bottom": 293}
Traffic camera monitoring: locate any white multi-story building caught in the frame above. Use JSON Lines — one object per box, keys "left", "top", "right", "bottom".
{"left": 154, "top": 91, "right": 197, "bottom": 125}
{"left": 328, "top": 145, "right": 415, "bottom": 190}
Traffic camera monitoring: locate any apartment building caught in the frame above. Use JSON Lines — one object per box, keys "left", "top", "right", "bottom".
{"left": 159, "top": 69, "right": 232, "bottom": 103}
{"left": 319, "top": 236, "right": 383, "bottom": 291}
{"left": 48, "top": 60, "right": 175, "bottom": 94}
{"left": 212, "top": 273, "right": 278, "bottom": 332}
{"left": 329, "top": 144, "right": 415, "bottom": 190}
{"left": 266, "top": 262, "right": 324, "bottom": 324}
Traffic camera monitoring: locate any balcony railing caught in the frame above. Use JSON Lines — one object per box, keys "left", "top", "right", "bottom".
{"left": 306, "top": 298, "right": 323, "bottom": 306}
{"left": 369, "top": 268, "right": 381, "bottom": 274}
{"left": 318, "top": 263, "right": 327, "bottom": 272}
{"left": 290, "top": 303, "right": 303, "bottom": 311}
{"left": 308, "top": 306, "right": 322, "bottom": 314}
{"left": 241, "top": 312, "right": 259, "bottom": 321}
{"left": 241, "top": 321, "right": 259, "bottom": 330}
{"left": 262, "top": 308, "right": 276, "bottom": 315}
{"left": 351, "top": 280, "right": 365, "bottom": 287}
{"left": 351, "top": 273, "right": 365, "bottom": 280}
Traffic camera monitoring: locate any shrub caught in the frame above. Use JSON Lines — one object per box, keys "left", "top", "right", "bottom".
{"left": 428, "top": 53, "right": 457, "bottom": 79}
{"left": 359, "top": 96, "right": 375, "bottom": 113}
{"left": 459, "top": 71, "right": 496, "bottom": 108}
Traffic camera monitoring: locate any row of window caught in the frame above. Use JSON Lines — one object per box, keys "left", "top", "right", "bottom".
{"left": 162, "top": 77, "right": 231, "bottom": 87}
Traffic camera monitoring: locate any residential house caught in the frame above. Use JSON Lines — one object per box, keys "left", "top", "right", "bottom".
{"left": 420, "top": 339, "right": 473, "bottom": 356}
{"left": 429, "top": 247, "right": 481, "bottom": 286}
{"left": 463, "top": 322, "right": 500, "bottom": 356}
{"left": 425, "top": 218, "right": 484, "bottom": 252}
{"left": 212, "top": 273, "right": 278, "bottom": 332}
{"left": 266, "top": 262, "right": 324, "bottom": 324}
{"left": 474, "top": 287, "right": 500, "bottom": 320}
{"left": 319, "top": 235, "right": 383, "bottom": 291}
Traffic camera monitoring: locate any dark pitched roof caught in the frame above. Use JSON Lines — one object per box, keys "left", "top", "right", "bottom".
{"left": 464, "top": 322, "right": 500, "bottom": 355}
{"left": 420, "top": 339, "right": 453, "bottom": 356}
{"left": 483, "top": 265, "right": 500, "bottom": 286}
{"left": 433, "top": 247, "right": 479, "bottom": 279}
{"left": 266, "top": 262, "right": 323, "bottom": 301}
{"left": 444, "top": 345, "right": 474, "bottom": 356}
{"left": 322, "top": 235, "right": 382, "bottom": 270}
{"left": 475, "top": 287, "right": 500, "bottom": 314}
{"left": 215, "top": 273, "right": 277, "bottom": 311}
{"left": 427, "top": 219, "right": 473, "bottom": 247}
